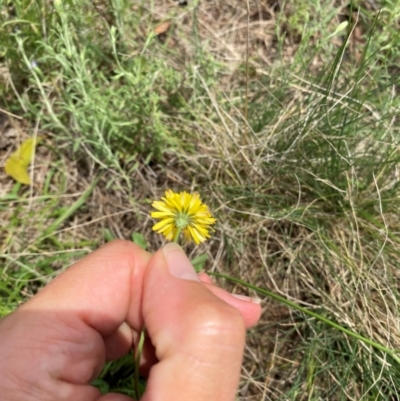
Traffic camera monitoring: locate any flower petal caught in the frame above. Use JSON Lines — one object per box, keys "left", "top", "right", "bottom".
{"left": 149, "top": 190, "right": 216, "bottom": 244}
{"left": 153, "top": 218, "right": 175, "bottom": 232}
{"left": 150, "top": 211, "right": 175, "bottom": 219}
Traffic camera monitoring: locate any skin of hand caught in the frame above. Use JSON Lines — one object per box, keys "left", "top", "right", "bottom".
{"left": 0, "top": 240, "right": 261, "bottom": 401}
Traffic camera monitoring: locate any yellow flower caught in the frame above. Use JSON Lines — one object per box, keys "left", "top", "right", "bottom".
{"left": 150, "top": 190, "right": 216, "bottom": 244}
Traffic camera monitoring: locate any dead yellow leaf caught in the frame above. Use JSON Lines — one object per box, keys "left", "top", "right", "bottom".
{"left": 4, "top": 137, "right": 41, "bottom": 185}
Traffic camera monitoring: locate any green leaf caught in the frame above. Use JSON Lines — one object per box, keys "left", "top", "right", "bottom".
{"left": 191, "top": 253, "right": 208, "bottom": 272}
{"left": 103, "top": 228, "right": 115, "bottom": 242}
{"left": 91, "top": 379, "right": 109, "bottom": 394}
{"left": 327, "top": 21, "right": 348, "bottom": 39}
{"left": 132, "top": 232, "right": 147, "bottom": 250}
{"left": 38, "top": 176, "right": 100, "bottom": 241}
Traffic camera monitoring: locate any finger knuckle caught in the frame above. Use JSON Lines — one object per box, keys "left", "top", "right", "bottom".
{"left": 190, "top": 300, "right": 245, "bottom": 342}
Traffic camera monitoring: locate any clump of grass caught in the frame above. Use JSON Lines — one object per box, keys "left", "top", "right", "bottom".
{"left": 1, "top": 0, "right": 203, "bottom": 182}
{"left": 176, "top": 1, "right": 400, "bottom": 399}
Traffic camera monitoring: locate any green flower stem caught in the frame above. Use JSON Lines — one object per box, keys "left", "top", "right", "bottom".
{"left": 133, "top": 229, "right": 182, "bottom": 398}
{"left": 209, "top": 272, "right": 400, "bottom": 365}
{"left": 134, "top": 328, "right": 146, "bottom": 399}
{"left": 173, "top": 228, "right": 182, "bottom": 244}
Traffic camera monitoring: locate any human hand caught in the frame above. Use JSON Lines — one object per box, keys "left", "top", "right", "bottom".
{"left": 0, "top": 240, "right": 261, "bottom": 401}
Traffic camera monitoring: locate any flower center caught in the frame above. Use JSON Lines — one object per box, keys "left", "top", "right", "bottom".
{"left": 175, "top": 214, "right": 190, "bottom": 229}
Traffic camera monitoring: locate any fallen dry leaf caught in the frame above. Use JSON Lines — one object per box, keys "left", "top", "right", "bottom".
{"left": 4, "top": 137, "right": 42, "bottom": 185}
{"left": 154, "top": 21, "right": 171, "bottom": 35}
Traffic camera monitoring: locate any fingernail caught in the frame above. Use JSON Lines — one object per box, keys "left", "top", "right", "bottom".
{"left": 231, "top": 294, "right": 262, "bottom": 304}
{"left": 163, "top": 243, "right": 200, "bottom": 282}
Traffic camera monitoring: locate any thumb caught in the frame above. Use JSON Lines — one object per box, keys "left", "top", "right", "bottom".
{"left": 142, "top": 243, "right": 245, "bottom": 401}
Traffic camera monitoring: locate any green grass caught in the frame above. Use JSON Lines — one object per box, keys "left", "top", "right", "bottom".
{"left": 1, "top": 0, "right": 400, "bottom": 399}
